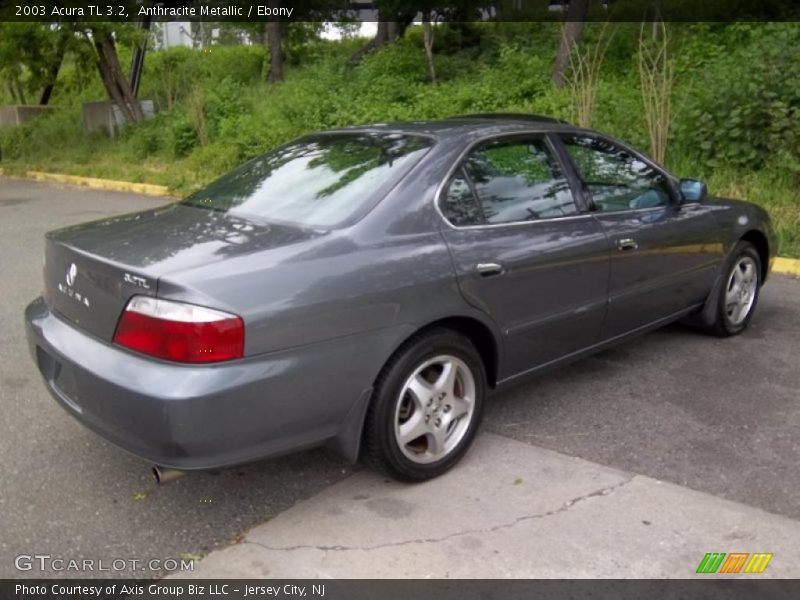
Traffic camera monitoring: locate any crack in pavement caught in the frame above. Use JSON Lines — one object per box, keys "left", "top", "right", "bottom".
{"left": 242, "top": 475, "right": 636, "bottom": 554}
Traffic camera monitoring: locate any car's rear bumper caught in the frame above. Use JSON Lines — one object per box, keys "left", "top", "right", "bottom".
{"left": 25, "top": 297, "right": 405, "bottom": 470}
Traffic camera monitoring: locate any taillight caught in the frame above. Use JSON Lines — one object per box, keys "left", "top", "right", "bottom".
{"left": 113, "top": 297, "right": 244, "bottom": 363}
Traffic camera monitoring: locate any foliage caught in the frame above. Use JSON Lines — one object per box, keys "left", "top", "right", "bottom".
{"left": 677, "top": 23, "right": 800, "bottom": 170}
{"left": 0, "top": 22, "right": 798, "bottom": 256}
{"left": 0, "top": 23, "right": 69, "bottom": 104}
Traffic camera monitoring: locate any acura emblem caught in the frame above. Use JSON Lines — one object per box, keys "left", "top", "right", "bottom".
{"left": 66, "top": 263, "right": 77, "bottom": 287}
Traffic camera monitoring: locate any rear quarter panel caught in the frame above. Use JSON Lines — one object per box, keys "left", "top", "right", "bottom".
{"left": 157, "top": 136, "right": 499, "bottom": 363}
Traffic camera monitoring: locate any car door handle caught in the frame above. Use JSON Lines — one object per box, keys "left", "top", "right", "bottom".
{"left": 616, "top": 238, "right": 639, "bottom": 252}
{"left": 475, "top": 262, "right": 504, "bottom": 277}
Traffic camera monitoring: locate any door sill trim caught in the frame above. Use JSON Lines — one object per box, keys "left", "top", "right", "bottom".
{"left": 496, "top": 302, "right": 703, "bottom": 388}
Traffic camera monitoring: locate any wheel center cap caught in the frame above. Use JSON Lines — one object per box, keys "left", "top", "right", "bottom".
{"left": 425, "top": 399, "right": 445, "bottom": 427}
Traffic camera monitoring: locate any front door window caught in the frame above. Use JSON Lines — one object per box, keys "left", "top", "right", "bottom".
{"left": 561, "top": 135, "right": 673, "bottom": 212}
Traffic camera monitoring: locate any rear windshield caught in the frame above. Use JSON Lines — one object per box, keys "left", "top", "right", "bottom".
{"left": 182, "top": 132, "right": 433, "bottom": 228}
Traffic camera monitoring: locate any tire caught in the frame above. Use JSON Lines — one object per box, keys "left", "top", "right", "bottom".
{"left": 705, "top": 241, "right": 762, "bottom": 337}
{"left": 362, "top": 328, "right": 487, "bottom": 481}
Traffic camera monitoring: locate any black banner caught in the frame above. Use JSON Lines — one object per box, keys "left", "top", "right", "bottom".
{"left": 4, "top": 580, "right": 800, "bottom": 600}
{"left": 0, "top": 0, "right": 799, "bottom": 23}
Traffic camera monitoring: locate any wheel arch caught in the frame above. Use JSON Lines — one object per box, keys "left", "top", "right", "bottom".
{"left": 418, "top": 316, "right": 501, "bottom": 389}
{"left": 740, "top": 229, "right": 770, "bottom": 283}
{"left": 382, "top": 315, "right": 502, "bottom": 390}
{"left": 330, "top": 314, "right": 502, "bottom": 464}
{"left": 359, "top": 316, "right": 498, "bottom": 479}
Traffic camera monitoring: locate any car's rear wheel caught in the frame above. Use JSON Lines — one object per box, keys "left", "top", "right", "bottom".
{"left": 363, "top": 328, "right": 486, "bottom": 481}
{"left": 706, "top": 241, "right": 762, "bottom": 337}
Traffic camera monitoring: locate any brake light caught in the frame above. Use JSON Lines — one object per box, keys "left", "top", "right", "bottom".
{"left": 113, "top": 297, "right": 244, "bottom": 363}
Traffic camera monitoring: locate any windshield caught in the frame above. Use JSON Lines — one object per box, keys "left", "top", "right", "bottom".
{"left": 183, "top": 132, "right": 433, "bottom": 228}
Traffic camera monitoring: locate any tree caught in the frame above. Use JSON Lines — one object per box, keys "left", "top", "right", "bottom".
{"left": 266, "top": 17, "right": 283, "bottom": 83}
{"left": 552, "top": 0, "right": 590, "bottom": 88}
{"left": 417, "top": 2, "right": 487, "bottom": 83}
{"left": 349, "top": 1, "right": 485, "bottom": 67}
{"left": 422, "top": 16, "right": 436, "bottom": 84}
{"left": 348, "top": 1, "right": 417, "bottom": 63}
{"left": 0, "top": 23, "right": 69, "bottom": 105}
{"left": 260, "top": 0, "right": 347, "bottom": 83}
{"left": 38, "top": 27, "right": 71, "bottom": 105}
{"left": 81, "top": 24, "right": 145, "bottom": 122}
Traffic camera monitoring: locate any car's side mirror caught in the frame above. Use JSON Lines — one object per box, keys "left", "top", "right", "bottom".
{"left": 679, "top": 179, "right": 707, "bottom": 204}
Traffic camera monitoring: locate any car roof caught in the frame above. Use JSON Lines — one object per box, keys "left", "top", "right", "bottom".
{"left": 325, "top": 114, "right": 581, "bottom": 139}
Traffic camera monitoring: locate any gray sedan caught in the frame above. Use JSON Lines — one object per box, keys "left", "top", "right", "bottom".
{"left": 25, "top": 115, "right": 776, "bottom": 481}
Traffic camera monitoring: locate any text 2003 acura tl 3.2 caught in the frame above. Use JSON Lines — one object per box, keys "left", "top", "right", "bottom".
{"left": 25, "top": 115, "right": 775, "bottom": 481}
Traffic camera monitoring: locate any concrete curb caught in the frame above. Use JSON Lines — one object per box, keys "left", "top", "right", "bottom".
{"left": 24, "top": 170, "right": 171, "bottom": 197}
{"left": 774, "top": 257, "right": 800, "bottom": 277}
{"left": 3, "top": 169, "right": 800, "bottom": 275}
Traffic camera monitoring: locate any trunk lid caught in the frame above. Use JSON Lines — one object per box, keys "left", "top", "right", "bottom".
{"left": 44, "top": 203, "right": 320, "bottom": 341}
{"left": 44, "top": 239, "right": 158, "bottom": 342}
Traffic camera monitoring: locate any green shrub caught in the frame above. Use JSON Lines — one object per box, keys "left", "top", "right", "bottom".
{"left": 124, "top": 120, "right": 163, "bottom": 159}
{"left": 677, "top": 23, "right": 800, "bottom": 169}
{"left": 0, "top": 123, "right": 31, "bottom": 160}
{"left": 169, "top": 109, "right": 198, "bottom": 158}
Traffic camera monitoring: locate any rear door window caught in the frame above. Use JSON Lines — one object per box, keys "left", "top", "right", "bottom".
{"left": 441, "top": 168, "right": 484, "bottom": 226}
{"left": 451, "top": 137, "right": 577, "bottom": 225}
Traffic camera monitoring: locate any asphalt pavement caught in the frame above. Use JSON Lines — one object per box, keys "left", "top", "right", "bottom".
{"left": 1, "top": 178, "right": 798, "bottom": 579}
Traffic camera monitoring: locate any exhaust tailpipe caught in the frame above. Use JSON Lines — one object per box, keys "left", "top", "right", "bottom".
{"left": 152, "top": 465, "right": 187, "bottom": 485}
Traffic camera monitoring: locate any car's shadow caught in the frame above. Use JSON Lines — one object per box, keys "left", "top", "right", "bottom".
{"left": 483, "top": 291, "right": 800, "bottom": 521}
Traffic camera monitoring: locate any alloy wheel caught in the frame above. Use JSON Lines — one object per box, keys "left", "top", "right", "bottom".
{"left": 393, "top": 355, "right": 476, "bottom": 465}
{"left": 725, "top": 256, "right": 758, "bottom": 326}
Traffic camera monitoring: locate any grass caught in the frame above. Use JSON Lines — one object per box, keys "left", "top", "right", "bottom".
{"left": 706, "top": 168, "right": 800, "bottom": 258}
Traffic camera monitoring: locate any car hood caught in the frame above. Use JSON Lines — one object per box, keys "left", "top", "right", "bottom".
{"left": 47, "top": 203, "right": 322, "bottom": 277}
{"left": 704, "top": 195, "right": 766, "bottom": 214}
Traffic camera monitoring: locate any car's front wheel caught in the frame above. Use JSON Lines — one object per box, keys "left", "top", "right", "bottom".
{"left": 707, "top": 241, "right": 762, "bottom": 336}
{"left": 363, "top": 328, "right": 486, "bottom": 481}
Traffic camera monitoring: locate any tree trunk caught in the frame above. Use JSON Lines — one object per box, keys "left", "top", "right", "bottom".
{"left": 266, "top": 20, "right": 283, "bottom": 83}
{"left": 348, "top": 21, "right": 389, "bottom": 63}
{"left": 422, "top": 17, "right": 436, "bottom": 84}
{"left": 392, "top": 18, "right": 413, "bottom": 42}
{"left": 386, "top": 21, "right": 398, "bottom": 43}
{"left": 9, "top": 72, "right": 26, "bottom": 105}
{"left": 552, "top": 0, "right": 590, "bottom": 88}
{"left": 39, "top": 32, "right": 68, "bottom": 106}
{"left": 348, "top": 16, "right": 412, "bottom": 64}
{"left": 91, "top": 28, "right": 144, "bottom": 123}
